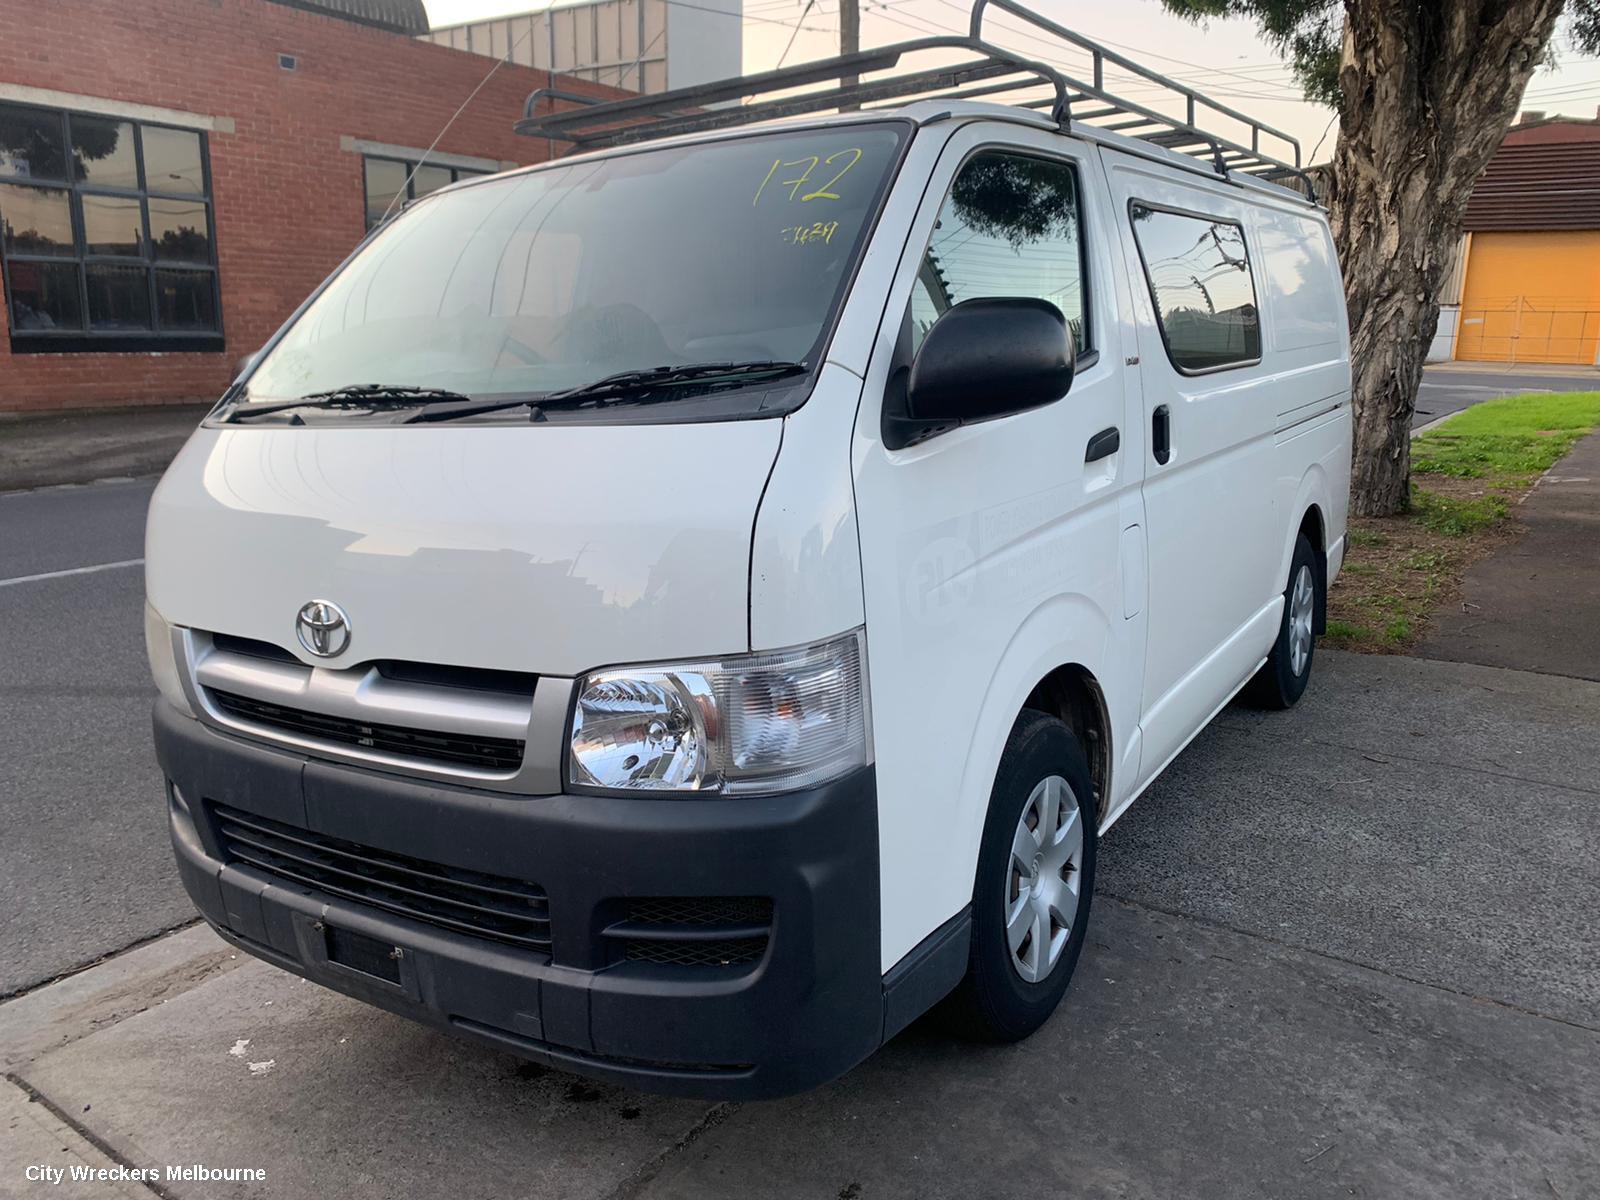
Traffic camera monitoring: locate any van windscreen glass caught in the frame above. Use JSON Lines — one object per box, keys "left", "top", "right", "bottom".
{"left": 239, "top": 125, "right": 907, "bottom": 417}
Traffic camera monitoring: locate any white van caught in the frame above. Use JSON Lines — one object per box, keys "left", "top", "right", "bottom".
{"left": 144, "top": 0, "right": 1349, "bottom": 1099}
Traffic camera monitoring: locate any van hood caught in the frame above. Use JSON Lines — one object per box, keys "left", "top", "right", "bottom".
{"left": 145, "top": 420, "right": 782, "bottom": 677}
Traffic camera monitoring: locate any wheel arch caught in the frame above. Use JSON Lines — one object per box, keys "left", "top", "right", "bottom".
{"left": 1020, "top": 665, "right": 1113, "bottom": 823}
{"left": 1297, "top": 502, "right": 1328, "bottom": 634}
{"left": 1281, "top": 464, "right": 1333, "bottom": 635}
{"left": 952, "top": 594, "right": 1126, "bottom": 893}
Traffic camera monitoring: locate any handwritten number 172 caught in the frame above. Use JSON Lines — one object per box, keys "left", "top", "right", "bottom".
{"left": 753, "top": 148, "right": 864, "bottom": 205}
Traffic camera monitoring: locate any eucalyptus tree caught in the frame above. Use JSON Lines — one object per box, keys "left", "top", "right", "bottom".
{"left": 1163, "top": 0, "right": 1598, "bottom": 515}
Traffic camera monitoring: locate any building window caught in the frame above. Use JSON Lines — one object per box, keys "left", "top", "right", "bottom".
{"left": 364, "top": 156, "right": 490, "bottom": 231}
{"left": 910, "top": 151, "right": 1090, "bottom": 358}
{"left": 1130, "top": 203, "right": 1261, "bottom": 373}
{"left": 0, "top": 102, "right": 222, "bottom": 353}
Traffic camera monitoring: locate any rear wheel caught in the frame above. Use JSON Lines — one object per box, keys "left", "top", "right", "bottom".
{"left": 1244, "top": 532, "right": 1320, "bottom": 709}
{"left": 945, "top": 710, "right": 1097, "bottom": 1041}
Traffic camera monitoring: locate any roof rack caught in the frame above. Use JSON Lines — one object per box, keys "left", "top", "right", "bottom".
{"left": 515, "top": 0, "right": 1312, "bottom": 201}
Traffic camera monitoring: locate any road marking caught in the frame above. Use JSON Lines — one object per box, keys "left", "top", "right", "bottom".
{"left": 0, "top": 557, "right": 144, "bottom": 589}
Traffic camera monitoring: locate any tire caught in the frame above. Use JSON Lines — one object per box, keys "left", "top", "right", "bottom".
{"left": 944, "top": 710, "right": 1097, "bottom": 1042}
{"left": 1243, "top": 532, "right": 1320, "bottom": 710}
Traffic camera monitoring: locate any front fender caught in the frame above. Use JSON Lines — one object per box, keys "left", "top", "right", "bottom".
{"left": 952, "top": 592, "right": 1120, "bottom": 895}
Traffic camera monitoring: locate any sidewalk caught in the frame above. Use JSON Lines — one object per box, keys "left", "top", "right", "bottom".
{"left": 1420, "top": 431, "right": 1600, "bottom": 681}
{"left": 0, "top": 405, "right": 208, "bottom": 493}
{"left": 1423, "top": 360, "right": 1600, "bottom": 380}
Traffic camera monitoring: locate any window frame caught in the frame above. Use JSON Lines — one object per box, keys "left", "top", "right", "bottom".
{"left": 1126, "top": 198, "right": 1263, "bottom": 377}
{"left": 0, "top": 103, "right": 224, "bottom": 354}
{"left": 910, "top": 143, "right": 1097, "bottom": 367}
{"left": 362, "top": 155, "right": 491, "bottom": 232}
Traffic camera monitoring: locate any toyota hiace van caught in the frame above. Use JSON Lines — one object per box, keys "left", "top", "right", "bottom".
{"left": 146, "top": 0, "right": 1350, "bottom": 1099}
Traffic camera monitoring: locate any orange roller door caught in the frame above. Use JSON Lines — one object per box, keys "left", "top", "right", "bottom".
{"left": 1456, "top": 231, "right": 1600, "bottom": 365}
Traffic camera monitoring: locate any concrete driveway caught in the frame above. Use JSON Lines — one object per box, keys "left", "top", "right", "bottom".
{"left": 5, "top": 650, "right": 1596, "bottom": 1200}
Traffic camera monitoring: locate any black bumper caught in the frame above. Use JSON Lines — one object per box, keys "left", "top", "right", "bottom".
{"left": 154, "top": 702, "right": 889, "bottom": 1099}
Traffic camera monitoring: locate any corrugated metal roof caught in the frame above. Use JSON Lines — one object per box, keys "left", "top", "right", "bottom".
{"left": 1463, "top": 142, "right": 1600, "bottom": 231}
{"left": 264, "top": 0, "right": 430, "bottom": 35}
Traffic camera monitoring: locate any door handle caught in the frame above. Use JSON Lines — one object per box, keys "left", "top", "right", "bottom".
{"left": 1085, "top": 426, "right": 1120, "bottom": 463}
{"left": 1152, "top": 405, "right": 1171, "bottom": 465}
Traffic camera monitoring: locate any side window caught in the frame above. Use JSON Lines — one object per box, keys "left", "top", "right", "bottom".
{"left": 1129, "top": 204, "right": 1261, "bottom": 372}
{"left": 909, "top": 150, "right": 1088, "bottom": 356}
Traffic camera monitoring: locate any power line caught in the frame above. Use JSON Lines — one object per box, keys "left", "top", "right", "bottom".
{"left": 663, "top": 0, "right": 829, "bottom": 27}
{"left": 917, "top": 0, "right": 1307, "bottom": 95}
{"left": 866, "top": 0, "right": 1314, "bottom": 105}
{"left": 1309, "top": 111, "right": 1336, "bottom": 162}
{"left": 616, "top": 23, "right": 667, "bottom": 87}
{"left": 381, "top": 17, "right": 538, "bottom": 225}
{"left": 778, "top": 0, "right": 822, "bottom": 66}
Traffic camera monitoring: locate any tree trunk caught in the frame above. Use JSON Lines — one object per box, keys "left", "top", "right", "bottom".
{"left": 1329, "top": 0, "right": 1563, "bottom": 516}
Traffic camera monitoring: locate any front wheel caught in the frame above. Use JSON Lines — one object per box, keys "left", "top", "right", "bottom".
{"left": 1243, "top": 532, "right": 1320, "bottom": 709}
{"left": 944, "top": 711, "right": 1097, "bottom": 1042}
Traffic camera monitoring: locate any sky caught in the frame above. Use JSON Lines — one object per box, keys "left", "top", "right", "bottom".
{"left": 424, "top": 0, "right": 1600, "bottom": 164}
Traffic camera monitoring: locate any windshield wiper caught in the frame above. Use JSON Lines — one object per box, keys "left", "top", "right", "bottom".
{"left": 227, "top": 383, "right": 474, "bottom": 422}
{"left": 402, "top": 360, "right": 809, "bottom": 425}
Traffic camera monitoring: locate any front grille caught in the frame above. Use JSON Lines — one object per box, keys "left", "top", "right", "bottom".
{"left": 209, "top": 689, "right": 524, "bottom": 772}
{"left": 607, "top": 896, "right": 774, "bottom": 970}
{"left": 210, "top": 804, "right": 551, "bottom": 953}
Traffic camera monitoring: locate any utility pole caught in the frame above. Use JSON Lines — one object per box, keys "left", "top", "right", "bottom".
{"left": 840, "top": 0, "right": 860, "bottom": 105}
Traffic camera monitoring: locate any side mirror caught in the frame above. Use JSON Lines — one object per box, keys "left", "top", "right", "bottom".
{"left": 233, "top": 350, "right": 261, "bottom": 381}
{"left": 906, "top": 297, "right": 1074, "bottom": 429}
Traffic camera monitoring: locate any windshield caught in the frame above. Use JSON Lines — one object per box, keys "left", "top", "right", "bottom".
{"left": 239, "top": 124, "right": 907, "bottom": 414}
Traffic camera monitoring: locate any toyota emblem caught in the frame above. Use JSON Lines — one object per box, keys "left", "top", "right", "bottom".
{"left": 295, "top": 599, "right": 352, "bottom": 658}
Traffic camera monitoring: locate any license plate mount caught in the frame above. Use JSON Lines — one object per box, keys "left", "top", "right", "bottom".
{"left": 324, "top": 924, "right": 403, "bottom": 986}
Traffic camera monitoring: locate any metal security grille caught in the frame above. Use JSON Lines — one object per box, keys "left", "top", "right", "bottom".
{"left": 210, "top": 804, "right": 553, "bottom": 953}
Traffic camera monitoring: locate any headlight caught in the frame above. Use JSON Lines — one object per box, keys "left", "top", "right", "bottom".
{"left": 145, "top": 604, "right": 197, "bottom": 717}
{"left": 569, "top": 630, "right": 870, "bottom": 795}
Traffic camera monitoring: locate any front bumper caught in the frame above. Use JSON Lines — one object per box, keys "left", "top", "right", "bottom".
{"left": 154, "top": 701, "right": 884, "bottom": 1099}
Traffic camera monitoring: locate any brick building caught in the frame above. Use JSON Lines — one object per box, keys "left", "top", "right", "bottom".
{"left": 0, "top": 0, "right": 614, "bottom": 413}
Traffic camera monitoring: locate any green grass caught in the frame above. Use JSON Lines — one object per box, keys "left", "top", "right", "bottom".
{"left": 1402, "top": 550, "right": 1447, "bottom": 571}
{"left": 1412, "top": 390, "right": 1600, "bottom": 481}
{"left": 1347, "top": 528, "right": 1388, "bottom": 548}
{"left": 1382, "top": 617, "right": 1413, "bottom": 644}
{"left": 1411, "top": 488, "right": 1508, "bottom": 536}
{"left": 1325, "top": 619, "right": 1373, "bottom": 643}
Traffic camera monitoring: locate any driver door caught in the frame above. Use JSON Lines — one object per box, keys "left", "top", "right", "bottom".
{"left": 850, "top": 124, "right": 1148, "bottom": 969}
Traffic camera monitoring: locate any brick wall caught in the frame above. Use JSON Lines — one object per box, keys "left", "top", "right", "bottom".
{"left": 0, "top": 0, "right": 613, "bottom": 412}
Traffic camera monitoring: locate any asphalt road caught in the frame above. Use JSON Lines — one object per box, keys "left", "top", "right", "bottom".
{"left": 0, "top": 480, "right": 190, "bottom": 997}
{"left": 1414, "top": 363, "right": 1599, "bottom": 428}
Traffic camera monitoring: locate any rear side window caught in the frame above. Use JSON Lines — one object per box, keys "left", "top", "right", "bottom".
{"left": 1130, "top": 203, "right": 1260, "bottom": 372}
{"left": 909, "top": 151, "right": 1088, "bottom": 357}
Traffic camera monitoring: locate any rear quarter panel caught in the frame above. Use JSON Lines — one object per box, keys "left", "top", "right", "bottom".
{"left": 1252, "top": 203, "right": 1352, "bottom": 584}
